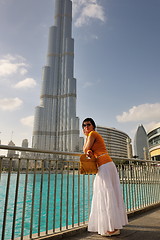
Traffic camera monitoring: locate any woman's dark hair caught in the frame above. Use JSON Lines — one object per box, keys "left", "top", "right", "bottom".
{"left": 82, "top": 118, "right": 96, "bottom": 130}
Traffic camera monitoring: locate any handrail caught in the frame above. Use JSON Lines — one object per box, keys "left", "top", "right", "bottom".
{"left": 0, "top": 144, "right": 82, "bottom": 156}
{"left": 1, "top": 144, "right": 160, "bottom": 164}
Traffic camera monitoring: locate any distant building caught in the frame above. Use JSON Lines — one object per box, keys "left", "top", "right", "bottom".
{"left": 147, "top": 123, "right": 160, "bottom": 161}
{"left": 22, "top": 139, "right": 28, "bottom": 148}
{"left": 21, "top": 139, "right": 29, "bottom": 158}
{"left": 7, "top": 140, "right": 16, "bottom": 158}
{"left": 97, "top": 126, "right": 132, "bottom": 158}
{"left": 134, "top": 124, "right": 149, "bottom": 159}
{"left": 20, "top": 139, "right": 29, "bottom": 169}
{"left": 2, "top": 140, "right": 18, "bottom": 170}
{"left": 79, "top": 137, "right": 84, "bottom": 153}
{"left": 2, "top": 157, "right": 10, "bottom": 170}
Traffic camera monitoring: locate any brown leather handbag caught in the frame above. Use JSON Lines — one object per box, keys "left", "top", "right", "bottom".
{"left": 80, "top": 154, "right": 98, "bottom": 174}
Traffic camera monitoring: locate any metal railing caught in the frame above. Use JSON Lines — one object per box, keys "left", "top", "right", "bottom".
{"left": 0, "top": 145, "right": 160, "bottom": 240}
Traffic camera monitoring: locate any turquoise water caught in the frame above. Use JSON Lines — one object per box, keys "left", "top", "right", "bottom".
{"left": 0, "top": 173, "right": 94, "bottom": 239}
{"left": 0, "top": 173, "right": 159, "bottom": 239}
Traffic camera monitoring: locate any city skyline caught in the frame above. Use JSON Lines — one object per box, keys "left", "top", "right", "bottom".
{"left": 0, "top": 0, "right": 160, "bottom": 150}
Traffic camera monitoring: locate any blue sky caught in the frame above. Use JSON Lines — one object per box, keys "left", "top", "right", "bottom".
{"left": 0, "top": 0, "right": 160, "bottom": 151}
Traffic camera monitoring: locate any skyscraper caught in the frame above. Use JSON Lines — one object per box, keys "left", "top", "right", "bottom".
{"left": 134, "top": 124, "right": 149, "bottom": 159}
{"left": 32, "top": 0, "right": 80, "bottom": 152}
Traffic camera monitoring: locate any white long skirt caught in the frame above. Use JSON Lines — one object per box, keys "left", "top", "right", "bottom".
{"left": 88, "top": 161, "right": 128, "bottom": 235}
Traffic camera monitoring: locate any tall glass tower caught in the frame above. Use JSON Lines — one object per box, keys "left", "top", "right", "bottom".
{"left": 32, "top": 0, "right": 80, "bottom": 152}
{"left": 134, "top": 124, "right": 148, "bottom": 159}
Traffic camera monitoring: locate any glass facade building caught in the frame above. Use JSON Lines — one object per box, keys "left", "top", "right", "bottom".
{"left": 147, "top": 123, "right": 160, "bottom": 161}
{"left": 134, "top": 124, "right": 149, "bottom": 159}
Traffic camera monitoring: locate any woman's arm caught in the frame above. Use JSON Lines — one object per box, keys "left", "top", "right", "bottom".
{"left": 83, "top": 134, "right": 95, "bottom": 153}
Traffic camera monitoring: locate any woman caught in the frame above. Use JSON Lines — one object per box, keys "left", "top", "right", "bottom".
{"left": 82, "top": 118, "right": 128, "bottom": 237}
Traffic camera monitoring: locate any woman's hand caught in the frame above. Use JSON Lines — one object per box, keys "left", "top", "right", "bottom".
{"left": 87, "top": 150, "right": 93, "bottom": 158}
{"left": 83, "top": 129, "right": 88, "bottom": 136}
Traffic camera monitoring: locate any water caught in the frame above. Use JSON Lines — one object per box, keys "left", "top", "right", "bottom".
{"left": 0, "top": 173, "right": 94, "bottom": 239}
{"left": 0, "top": 173, "right": 159, "bottom": 239}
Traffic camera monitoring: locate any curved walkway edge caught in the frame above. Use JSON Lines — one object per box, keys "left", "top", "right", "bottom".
{"left": 35, "top": 203, "right": 160, "bottom": 240}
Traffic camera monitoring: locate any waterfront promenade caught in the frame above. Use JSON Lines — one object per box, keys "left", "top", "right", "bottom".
{"left": 40, "top": 205, "right": 160, "bottom": 240}
{"left": 0, "top": 145, "right": 160, "bottom": 240}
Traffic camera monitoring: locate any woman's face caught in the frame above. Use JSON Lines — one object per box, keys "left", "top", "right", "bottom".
{"left": 82, "top": 121, "right": 94, "bottom": 135}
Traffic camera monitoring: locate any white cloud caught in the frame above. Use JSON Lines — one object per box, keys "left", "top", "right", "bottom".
{"left": 20, "top": 115, "right": 34, "bottom": 127}
{"left": 72, "top": 0, "right": 106, "bottom": 27}
{"left": 0, "top": 54, "right": 28, "bottom": 77}
{"left": 19, "top": 68, "right": 28, "bottom": 75}
{"left": 116, "top": 103, "right": 160, "bottom": 123}
{"left": 14, "top": 78, "right": 37, "bottom": 89}
{"left": 82, "top": 78, "right": 101, "bottom": 88}
{"left": 83, "top": 81, "right": 94, "bottom": 88}
{"left": 0, "top": 97, "right": 23, "bottom": 111}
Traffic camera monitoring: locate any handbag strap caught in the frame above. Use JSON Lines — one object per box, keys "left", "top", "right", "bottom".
{"left": 97, "top": 153, "right": 108, "bottom": 158}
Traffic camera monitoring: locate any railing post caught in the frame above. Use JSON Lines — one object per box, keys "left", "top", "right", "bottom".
{"left": 1, "top": 158, "right": 12, "bottom": 240}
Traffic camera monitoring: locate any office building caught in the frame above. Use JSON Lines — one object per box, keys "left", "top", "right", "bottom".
{"left": 134, "top": 124, "right": 149, "bottom": 159}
